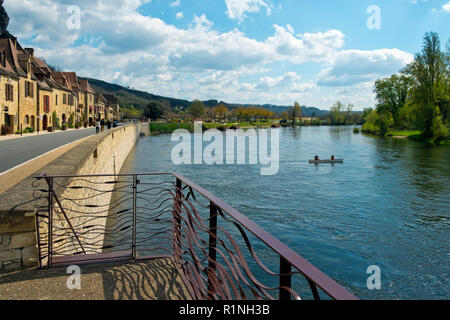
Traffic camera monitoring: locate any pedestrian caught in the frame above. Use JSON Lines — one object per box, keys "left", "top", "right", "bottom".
{"left": 100, "top": 119, "right": 105, "bottom": 132}
{"left": 96, "top": 119, "right": 100, "bottom": 134}
{"left": 107, "top": 120, "right": 112, "bottom": 130}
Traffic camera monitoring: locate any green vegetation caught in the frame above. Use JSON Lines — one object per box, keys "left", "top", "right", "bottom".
{"left": 386, "top": 130, "right": 421, "bottom": 137}
{"left": 188, "top": 100, "right": 206, "bottom": 118}
{"left": 145, "top": 101, "right": 165, "bottom": 120}
{"left": 363, "top": 32, "right": 449, "bottom": 144}
{"left": 52, "top": 111, "right": 60, "bottom": 129}
{"left": 68, "top": 113, "right": 75, "bottom": 129}
{"left": 150, "top": 123, "right": 194, "bottom": 134}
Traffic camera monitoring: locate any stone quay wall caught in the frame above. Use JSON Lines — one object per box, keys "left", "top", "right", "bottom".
{"left": 0, "top": 123, "right": 143, "bottom": 272}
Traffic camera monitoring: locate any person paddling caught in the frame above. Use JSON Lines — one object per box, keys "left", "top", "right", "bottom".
{"left": 331, "top": 155, "right": 335, "bottom": 160}
{"left": 314, "top": 155, "right": 320, "bottom": 161}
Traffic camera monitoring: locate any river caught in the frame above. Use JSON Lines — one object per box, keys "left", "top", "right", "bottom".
{"left": 120, "top": 125, "right": 449, "bottom": 300}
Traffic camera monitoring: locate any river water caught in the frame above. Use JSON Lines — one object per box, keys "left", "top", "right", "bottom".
{"left": 120, "top": 126, "right": 449, "bottom": 300}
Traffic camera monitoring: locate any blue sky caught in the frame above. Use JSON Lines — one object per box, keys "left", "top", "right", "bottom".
{"left": 5, "top": 0, "right": 450, "bottom": 110}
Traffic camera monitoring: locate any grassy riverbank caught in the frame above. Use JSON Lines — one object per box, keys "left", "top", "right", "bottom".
{"left": 150, "top": 121, "right": 278, "bottom": 133}
{"left": 363, "top": 129, "right": 450, "bottom": 145}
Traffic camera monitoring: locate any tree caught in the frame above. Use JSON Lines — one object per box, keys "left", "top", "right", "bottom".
{"left": 145, "top": 101, "right": 164, "bottom": 120}
{"left": 290, "top": 102, "right": 302, "bottom": 125}
{"left": 212, "top": 104, "right": 228, "bottom": 122}
{"left": 402, "top": 32, "right": 449, "bottom": 136}
{"left": 431, "top": 106, "right": 448, "bottom": 142}
{"left": 330, "top": 101, "right": 345, "bottom": 125}
{"left": 373, "top": 74, "right": 413, "bottom": 128}
{"left": 188, "top": 100, "right": 206, "bottom": 119}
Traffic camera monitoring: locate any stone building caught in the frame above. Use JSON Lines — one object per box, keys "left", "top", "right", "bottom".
{"left": 0, "top": 36, "right": 21, "bottom": 135}
{"left": 0, "top": 5, "right": 121, "bottom": 135}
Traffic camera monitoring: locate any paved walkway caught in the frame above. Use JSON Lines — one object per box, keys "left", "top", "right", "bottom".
{"left": 0, "top": 258, "right": 191, "bottom": 300}
{"left": 0, "top": 128, "right": 96, "bottom": 174}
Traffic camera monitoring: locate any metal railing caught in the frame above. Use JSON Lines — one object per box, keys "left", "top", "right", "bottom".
{"left": 33, "top": 172, "right": 357, "bottom": 300}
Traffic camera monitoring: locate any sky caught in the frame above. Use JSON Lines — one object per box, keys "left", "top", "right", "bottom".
{"left": 4, "top": 0, "right": 450, "bottom": 110}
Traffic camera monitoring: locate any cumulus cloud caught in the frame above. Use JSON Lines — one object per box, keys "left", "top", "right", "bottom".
{"left": 176, "top": 12, "right": 184, "bottom": 20}
{"left": 225, "top": 0, "right": 272, "bottom": 21}
{"left": 317, "top": 49, "right": 414, "bottom": 87}
{"left": 3, "top": 0, "right": 414, "bottom": 109}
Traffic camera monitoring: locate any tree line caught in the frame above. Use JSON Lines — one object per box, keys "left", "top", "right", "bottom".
{"left": 363, "top": 32, "right": 449, "bottom": 143}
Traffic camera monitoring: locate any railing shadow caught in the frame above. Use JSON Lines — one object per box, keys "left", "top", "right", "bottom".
{"left": 101, "top": 258, "right": 191, "bottom": 300}
{"left": 0, "top": 258, "right": 190, "bottom": 300}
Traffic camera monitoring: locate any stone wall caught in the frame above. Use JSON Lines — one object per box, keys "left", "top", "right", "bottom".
{"left": 0, "top": 123, "right": 142, "bottom": 272}
{"left": 0, "top": 211, "right": 37, "bottom": 272}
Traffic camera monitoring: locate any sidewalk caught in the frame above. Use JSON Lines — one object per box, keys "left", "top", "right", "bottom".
{"left": 0, "top": 127, "right": 94, "bottom": 142}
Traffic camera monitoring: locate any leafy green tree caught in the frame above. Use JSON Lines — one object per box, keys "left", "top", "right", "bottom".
{"left": 373, "top": 74, "right": 413, "bottom": 128}
{"left": 145, "top": 101, "right": 164, "bottom": 120}
{"left": 188, "top": 100, "right": 206, "bottom": 119}
{"left": 289, "top": 102, "right": 302, "bottom": 125}
{"left": 330, "top": 101, "right": 345, "bottom": 125}
{"left": 402, "top": 32, "right": 449, "bottom": 136}
{"left": 431, "top": 106, "right": 448, "bottom": 142}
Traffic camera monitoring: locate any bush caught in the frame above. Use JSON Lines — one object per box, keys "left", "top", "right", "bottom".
{"left": 431, "top": 107, "right": 448, "bottom": 142}
{"left": 353, "top": 127, "right": 360, "bottom": 134}
{"left": 24, "top": 127, "right": 34, "bottom": 133}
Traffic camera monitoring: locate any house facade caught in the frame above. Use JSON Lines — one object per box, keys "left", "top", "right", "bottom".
{"left": 0, "top": 31, "right": 121, "bottom": 135}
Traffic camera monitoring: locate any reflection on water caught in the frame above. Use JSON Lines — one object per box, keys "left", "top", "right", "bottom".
{"left": 120, "top": 126, "right": 449, "bottom": 299}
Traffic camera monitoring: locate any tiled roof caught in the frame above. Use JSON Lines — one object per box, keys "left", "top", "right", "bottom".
{"left": 0, "top": 37, "right": 25, "bottom": 78}
{"left": 79, "top": 79, "right": 96, "bottom": 94}
{"left": 61, "top": 72, "right": 79, "bottom": 90}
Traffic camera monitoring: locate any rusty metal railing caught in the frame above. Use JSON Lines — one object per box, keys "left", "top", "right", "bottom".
{"left": 33, "top": 172, "right": 357, "bottom": 300}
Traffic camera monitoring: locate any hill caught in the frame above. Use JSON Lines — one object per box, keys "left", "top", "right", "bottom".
{"left": 81, "top": 77, "right": 329, "bottom": 117}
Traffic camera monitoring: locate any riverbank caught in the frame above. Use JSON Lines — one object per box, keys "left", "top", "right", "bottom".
{"left": 149, "top": 121, "right": 277, "bottom": 134}
{"left": 149, "top": 121, "right": 361, "bottom": 134}
{"left": 362, "top": 129, "right": 449, "bottom": 145}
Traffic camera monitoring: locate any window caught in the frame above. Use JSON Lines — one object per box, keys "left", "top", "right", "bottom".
{"left": 24, "top": 81, "right": 34, "bottom": 98}
{"left": 55, "top": 94, "right": 58, "bottom": 105}
{"left": 63, "top": 93, "right": 67, "bottom": 105}
{"left": 5, "top": 84, "right": 13, "bottom": 101}
{"left": 68, "top": 95, "right": 74, "bottom": 106}
{"left": 24, "top": 115, "right": 29, "bottom": 125}
{"left": 0, "top": 51, "right": 5, "bottom": 67}
{"left": 43, "top": 95, "right": 50, "bottom": 113}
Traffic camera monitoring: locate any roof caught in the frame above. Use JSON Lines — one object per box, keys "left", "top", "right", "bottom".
{"left": 61, "top": 72, "right": 79, "bottom": 91}
{"left": 79, "top": 79, "right": 96, "bottom": 94}
{"left": 50, "top": 71, "right": 75, "bottom": 92}
{"left": 0, "top": 37, "right": 25, "bottom": 78}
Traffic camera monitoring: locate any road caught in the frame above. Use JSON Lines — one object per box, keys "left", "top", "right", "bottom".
{"left": 0, "top": 128, "right": 96, "bottom": 174}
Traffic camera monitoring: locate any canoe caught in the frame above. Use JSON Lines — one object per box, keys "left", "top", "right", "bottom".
{"left": 309, "top": 159, "right": 344, "bottom": 164}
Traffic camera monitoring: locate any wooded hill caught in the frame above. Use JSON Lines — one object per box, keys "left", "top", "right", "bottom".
{"left": 81, "top": 77, "right": 329, "bottom": 117}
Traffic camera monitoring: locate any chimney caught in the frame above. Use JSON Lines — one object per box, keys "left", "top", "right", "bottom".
{"left": 24, "top": 48, "right": 34, "bottom": 56}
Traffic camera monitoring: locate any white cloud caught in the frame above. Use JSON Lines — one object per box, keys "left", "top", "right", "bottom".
{"left": 225, "top": 0, "right": 272, "bottom": 21}
{"left": 317, "top": 49, "right": 414, "bottom": 87}
{"left": 4, "top": 0, "right": 414, "bottom": 109}
{"left": 176, "top": 12, "right": 184, "bottom": 20}
{"left": 442, "top": 1, "right": 450, "bottom": 12}
{"left": 170, "top": 0, "right": 181, "bottom": 8}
